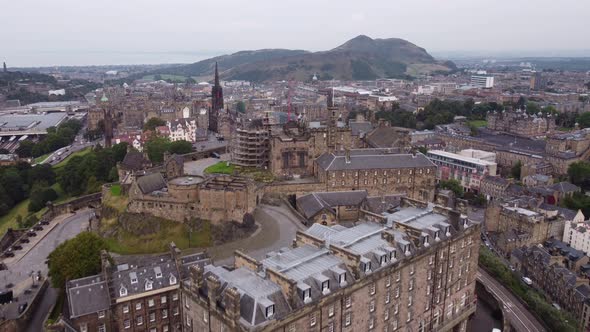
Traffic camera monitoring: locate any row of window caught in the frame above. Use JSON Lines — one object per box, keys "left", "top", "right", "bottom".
{"left": 123, "top": 307, "right": 178, "bottom": 329}
{"left": 331, "top": 168, "right": 431, "bottom": 178}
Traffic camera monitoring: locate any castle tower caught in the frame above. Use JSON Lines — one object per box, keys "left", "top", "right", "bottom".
{"left": 209, "top": 62, "right": 223, "bottom": 133}
{"left": 2, "top": 62, "right": 6, "bottom": 73}
{"left": 101, "top": 93, "right": 114, "bottom": 148}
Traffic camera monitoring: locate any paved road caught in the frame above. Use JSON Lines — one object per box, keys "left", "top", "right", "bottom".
{"left": 25, "top": 286, "right": 57, "bottom": 332}
{"left": 0, "top": 210, "right": 92, "bottom": 321}
{"left": 212, "top": 203, "right": 303, "bottom": 266}
{"left": 184, "top": 154, "right": 230, "bottom": 177}
{"left": 477, "top": 268, "right": 546, "bottom": 332}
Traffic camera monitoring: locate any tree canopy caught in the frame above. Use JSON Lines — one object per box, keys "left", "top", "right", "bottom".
{"left": 511, "top": 161, "right": 522, "bottom": 180}
{"left": 568, "top": 161, "right": 590, "bottom": 190}
{"left": 144, "top": 137, "right": 193, "bottom": 163}
{"left": 438, "top": 179, "right": 464, "bottom": 198}
{"left": 143, "top": 117, "right": 166, "bottom": 132}
{"left": 47, "top": 232, "right": 108, "bottom": 288}
{"left": 577, "top": 112, "right": 590, "bottom": 129}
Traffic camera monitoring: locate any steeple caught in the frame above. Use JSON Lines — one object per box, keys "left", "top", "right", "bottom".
{"left": 214, "top": 62, "right": 220, "bottom": 87}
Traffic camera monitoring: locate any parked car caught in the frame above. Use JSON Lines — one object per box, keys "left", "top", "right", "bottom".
{"left": 27, "top": 231, "right": 37, "bottom": 237}
{"left": 211, "top": 152, "right": 221, "bottom": 159}
{"left": 3, "top": 251, "right": 14, "bottom": 258}
{"left": 522, "top": 277, "right": 533, "bottom": 285}
{"left": 11, "top": 245, "right": 22, "bottom": 250}
{"left": 33, "top": 225, "right": 43, "bottom": 231}
{"left": 19, "top": 238, "right": 29, "bottom": 243}
{"left": 18, "top": 302, "right": 28, "bottom": 314}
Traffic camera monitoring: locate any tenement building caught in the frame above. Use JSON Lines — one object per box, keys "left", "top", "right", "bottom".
{"left": 181, "top": 199, "right": 480, "bottom": 332}
{"left": 64, "top": 244, "right": 210, "bottom": 332}
{"left": 486, "top": 109, "right": 556, "bottom": 138}
{"left": 315, "top": 149, "right": 436, "bottom": 201}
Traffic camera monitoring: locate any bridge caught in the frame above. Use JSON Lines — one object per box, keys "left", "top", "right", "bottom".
{"left": 477, "top": 268, "right": 546, "bottom": 332}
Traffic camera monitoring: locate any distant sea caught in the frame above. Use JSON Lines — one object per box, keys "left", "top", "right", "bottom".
{"left": 5, "top": 50, "right": 231, "bottom": 68}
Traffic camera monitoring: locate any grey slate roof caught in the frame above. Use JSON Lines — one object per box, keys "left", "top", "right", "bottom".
{"left": 550, "top": 182, "right": 580, "bottom": 193}
{"left": 110, "top": 253, "right": 180, "bottom": 299}
{"left": 366, "top": 126, "right": 411, "bottom": 148}
{"left": 136, "top": 172, "right": 166, "bottom": 194}
{"left": 316, "top": 150, "right": 435, "bottom": 171}
{"left": 120, "top": 151, "right": 150, "bottom": 170}
{"left": 349, "top": 121, "right": 374, "bottom": 136}
{"left": 364, "top": 195, "right": 403, "bottom": 214}
{"left": 67, "top": 275, "right": 110, "bottom": 318}
{"left": 296, "top": 191, "right": 368, "bottom": 219}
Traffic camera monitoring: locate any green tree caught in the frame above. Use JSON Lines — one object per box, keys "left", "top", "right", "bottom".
{"left": 577, "top": 112, "right": 590, "bottom": 129}
{"left": 236, "top": 101, "right": 246, "bottom": 113}
{"left": 47, "top": 232, "right": 108, "bottom": 288}
{"left": 511, "top": 161, "right": 522, "bottom": 179}
{"left": 0, "top": 169, "right": 26, "bottom": 203}
{"left": 15, "top": 141, "right": 35, "bottom": 158}
{"left": 144, "top": 136, "right": 171, "bottom": 163}
{"left": 168, "top": 140, "right": 192, "bottom": 155}
{"left": 29, "top": 164, "right": 56, "bottom": 186}
{"left": 111, "top": 142, "right": 129, "bottom": 163}
{"left": 28, "top": 186, "right": 58, "bottom": 212}
{"left": 567, "top": 161, "right": 590, "bottom": 190}
{"left": 143, "top": 117, "right": 166, "bottom": 132}
{"left": 563, "top": 192, "right": 590, "bottom": 218}
{"left": 438, "top": 179, "right": 464, "bottom": 198}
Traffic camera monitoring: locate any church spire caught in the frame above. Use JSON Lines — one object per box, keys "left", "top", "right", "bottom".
{"left": 214, "top": 62, "right": 220, "bottom": 87}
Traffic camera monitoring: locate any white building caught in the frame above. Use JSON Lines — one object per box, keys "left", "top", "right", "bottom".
{"left": 426, "top": 150, "right": 498, "bottom": 192}
{"left": 167, "top": 118, "right": 198, "bottom": 143}
{"left": 458, "top": 149, "right": 496, "bottom": 163}
{"left": 562, "top": 211, "right": 590, "bottom": 255}
{"left": 470, "top": 75, "right": 494, "bottom": 88}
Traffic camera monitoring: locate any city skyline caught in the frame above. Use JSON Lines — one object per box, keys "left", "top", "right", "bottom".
{"left": 2, "top": 0, "right": 590, "bottom": 67}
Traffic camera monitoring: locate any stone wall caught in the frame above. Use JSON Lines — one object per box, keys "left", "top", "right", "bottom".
{"left": 0, "top": 278, "right": 49, "bottom": 332}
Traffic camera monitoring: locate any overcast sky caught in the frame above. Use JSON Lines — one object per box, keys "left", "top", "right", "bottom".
{"left": 2, "top": 0, "right": 588, "bottom": 67}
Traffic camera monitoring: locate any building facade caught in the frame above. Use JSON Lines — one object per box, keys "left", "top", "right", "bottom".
{"left": 182, "top": 200, "right": 480, "bottom": 332}
{"left": 426, "top": 150, "right": 497, "bottom": 193}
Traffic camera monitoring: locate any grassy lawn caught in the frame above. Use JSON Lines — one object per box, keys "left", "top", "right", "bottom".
{"left": 53, "top": 148, "right": 91, "bottom": 169}
{"left": 468, "top": 120, "right": 487, "bottom": 128}
{"left": 104, "top": 219, "right": 211, "bottom": 255}
{"left": 204, "top": 161, "right": 235, "bottom": 175}
{"left": 34, "top": 152, "right": 52, "bottom": 164}
{"left": 0, "top": 183, "right": 68, "bottom": 235}
{"left": 110, "top": 184, "right": 122, "bottom": 196}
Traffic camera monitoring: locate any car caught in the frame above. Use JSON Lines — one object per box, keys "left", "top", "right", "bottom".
{"left": 11, "top": 245, "right": 22, "bottom": 250}
{"left": 522, "top": 277, "right": 533, "bottom": 285}
{"left": 211, "top": 152, "right": 221, "bottom": 159}
{"left": 3, "top": 251, "right": 14, "bottom": 258}
{"left": 18, "top": 302, "right": 28, "bottom": 314}
{"left": 19, "top": 238, "right": 29, "bottom": 243}
{"left": 40, "top": 220, "right": 49, "bottom": 225}
{"left": 33, "top": 225, "right": 43, "bottom": 231}
{"left": 27, "top": 231, "right": 37, "bottom": 237}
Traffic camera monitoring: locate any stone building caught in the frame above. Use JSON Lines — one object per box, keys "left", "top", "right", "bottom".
{"left": 127, "top": 173, "right": 260, "bottom": 223}
{"left": 511, "top": 242, "right": 590, "bottom": 328}
{"left": 295, "top": 191, "right": 369, "bottom": 225}
{"left": 486, "top": 109, "right": 556, "bottom": 138}
{"left": 64, "top": 245, "right": 210, "bottom": 332}
{"left": 181, "top": 200, "right": 480, "bottom": 332}
{"left": 485, "top": 200, "right": 565, "bottom": 257}
{"left": 167, "top": 118, "right": 199, "bottom": 143}
{"left": 314, "top": 149, "right": 436, "bottom": 201}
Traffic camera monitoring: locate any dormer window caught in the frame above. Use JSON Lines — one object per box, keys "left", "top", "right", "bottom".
{"left": 390, "top": 250, "right": 397, "bottom": 260}
{"left": 145, "top": 280, "right": 153, "bottom": 291}
{"left": 303, "top": 288, "right": 311, "bottom": 302}
{"left": 339, "top": 273, "right": 347, "bottom": 285}
{"left": 322, "top": 281, "right": 330, "bottom": 294}
{"left": 169, "top": 274, "right": 177, "bottom": 285}
{"left": 265, "top": 305, "right": 275, "bottom": 318}
{"left": 434, "top": 231, "right": 440, "bottom": 240}
{"left": 423, "top": 235, "right": 430, "bottom": 246}
{"left": 445, "top": 227, "right": 451, "bottom": 236}
{"left": 404, "top": 244, "right": 410, "bottom": 254}
{"left": 380, "top": 255, "right": 387, "bottom": 266}
{"left": 154, "top": 267, "right": 162, "bottom": 279}
{"left": 130, "top": 272, "right": 138, "bottom": 284}
{"left": 119, "top": 285, "right": 128, "bottom": 297}
{"left": 364, "top": 261, "right": 372, "bottom": 273}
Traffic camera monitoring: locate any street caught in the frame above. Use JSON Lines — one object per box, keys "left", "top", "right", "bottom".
{"left": 477, "top": 268, "right": 547, "bottom": 332}
{"left": 0, "top": 210, "right": 93, "bottom": 322}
